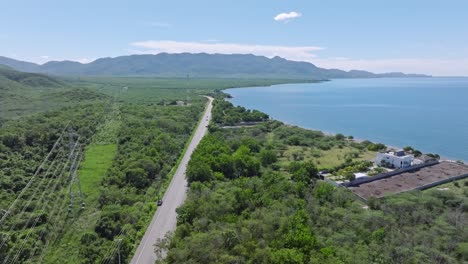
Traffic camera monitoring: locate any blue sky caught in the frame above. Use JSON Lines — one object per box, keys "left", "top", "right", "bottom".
{"left": 1, "top": 0, "right": 467, "bottom": 75}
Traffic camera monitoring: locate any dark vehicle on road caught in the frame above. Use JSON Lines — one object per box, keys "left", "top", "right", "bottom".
{"left": 157, "top": 200, "right": 163, "bottom": 206}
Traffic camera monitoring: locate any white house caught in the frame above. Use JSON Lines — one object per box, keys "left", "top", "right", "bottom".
{"left": 375, "top": 150, "right": 413, "bottom": 169}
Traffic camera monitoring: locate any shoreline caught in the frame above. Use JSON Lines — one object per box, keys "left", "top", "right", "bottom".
{"left": 222, "top": 86, "right": 466, "bottom": 163}
{"left": 220, "top": 79, "right": 324, "bottom": 92}
{"left": 273, "top": 118, "right": 409, "bottom": 154}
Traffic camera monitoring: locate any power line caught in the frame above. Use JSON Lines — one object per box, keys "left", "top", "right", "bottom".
{"left": 0, "top": 122, "right": 70, "bottom": 226}
{"left": 6, "top": 90, "right": 123, "bottom": 262}
{"left": 3, "top": 147, "right": 73, "bottom": 264}
{"left": 2, "top": 132, "right": 80, "bottom": 263}
{"left": 36, "top": 160, "right": 79, "bottom": 263}
{"left": 5, "top": 146, "right": 82, "bottom": 264}
{"left": 36, "top": 139, "right": 83, "bottom": 262}
{"left": 2, "top": 93, "right": 118, "bottom": 261}
{"left": 0, "top": 145, "right": 67, "bottom": 251}
{"left": 67, "top": 139, "right": 82, "bottom": 213}
{"left": 75, "top": 156, "right": 86, "bottom": 210}
{"left": 37, "top": 108, "right": 116, "bottom": 261}
{"left": 100, "top": 226, "right": 129, "bottom": 264}
{"left": 28, "top": 148, "right": 75, "bottom": 263}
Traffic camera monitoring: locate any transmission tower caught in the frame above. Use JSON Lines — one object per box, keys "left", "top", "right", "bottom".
{"left": 67, "top": 128, "right": 85, "bottom": 214}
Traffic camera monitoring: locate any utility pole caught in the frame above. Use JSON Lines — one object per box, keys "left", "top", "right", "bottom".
{"left": 67, "top": 127, "right": 77, "bottom": 214}
{"left": 186, "top": 73, "right": 190, "bottom": 103}
{"left": 117, "top": 239, "right": 122, "bottom": 264}
{"left": 76, "top": 154, "right": 85, "bottom": 210}
{"left": 67, "top": 127, "right": 85, "bottom": 213}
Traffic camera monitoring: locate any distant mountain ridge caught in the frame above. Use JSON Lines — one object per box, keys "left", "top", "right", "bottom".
{"left": 0, "top": 53, "right": 430, "bottom": 79}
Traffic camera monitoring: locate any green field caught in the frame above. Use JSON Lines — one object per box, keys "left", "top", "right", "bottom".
{"left": 278, "top": 145, "right": 376, "bottom": 169}
{"left": 79, "top": 144, "right": 118, "bottom": 203}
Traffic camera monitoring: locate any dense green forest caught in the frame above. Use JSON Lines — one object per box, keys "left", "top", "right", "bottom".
{"left": 160, "top": 100, "right": 468, "bottom": 264}
{"left": 0, "top": 69, "right": 116, "bottom": 263}
{"left": 0, "top": 70, "right": 300, "bottom": 263}
{"left": 212, "top": 100, "right": 270, "bottom": 126}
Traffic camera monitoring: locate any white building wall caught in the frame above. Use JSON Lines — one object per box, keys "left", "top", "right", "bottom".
{"left": 375, "top": 153, "right": 413, "bottom": 169}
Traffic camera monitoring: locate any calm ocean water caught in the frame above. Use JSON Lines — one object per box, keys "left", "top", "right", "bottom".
{"left": 226, "top": 78, "right": 468, "bottom": 161}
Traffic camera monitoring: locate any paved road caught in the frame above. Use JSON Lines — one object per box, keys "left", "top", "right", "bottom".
{"left": 130, "top": 96, "right": 213, "bottom": 264}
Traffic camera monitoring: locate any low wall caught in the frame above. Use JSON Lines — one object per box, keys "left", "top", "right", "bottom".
{"left": 415, "top": 172, "right": 468, "bottom": 190}
{"left": 343, "top": 160, "right": 439, "bottom": 187}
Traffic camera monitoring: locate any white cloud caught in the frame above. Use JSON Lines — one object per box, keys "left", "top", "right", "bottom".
{"left": 312, "top": 57, "right": 468, "bottom": 76}
{"left": 274, "top": 11, "right": 301, "bottom": 22}
{"left": 130, "top": 40, "right": 324, "bottom": 61}
{"left": 75, "top": 58, "right": 94, "bottom": 64}
{"left": 35, "top": 55, "right": 52, "bottom": 64}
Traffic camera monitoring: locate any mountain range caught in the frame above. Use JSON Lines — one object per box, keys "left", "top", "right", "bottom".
{"left": 0, "top": 53, "right": 430, "bottom": 79}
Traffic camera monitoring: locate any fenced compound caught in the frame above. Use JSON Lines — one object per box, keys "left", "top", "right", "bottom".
{"left": 343, "top": 160, "right": 439, "bottom": 187}
{"left": 346, "top": 161, "right": 468, "bottom": 200}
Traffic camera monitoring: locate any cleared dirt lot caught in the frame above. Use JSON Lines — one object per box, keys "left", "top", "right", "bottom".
{"left": 349, "top": 162, "right": 468, "bottom": 199}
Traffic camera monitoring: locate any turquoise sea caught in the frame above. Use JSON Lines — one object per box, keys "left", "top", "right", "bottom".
{"left": 225, "top": 78, "right": 468, "bottom": 161}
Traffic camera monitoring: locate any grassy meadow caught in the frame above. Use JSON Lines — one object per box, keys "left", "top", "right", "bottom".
{"left": 277, "top": 145, "right": 376, "bottom": 170}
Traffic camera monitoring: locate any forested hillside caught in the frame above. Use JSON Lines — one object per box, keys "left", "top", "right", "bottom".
{"left": 160, "top": 99, "right": 468, "bottom": 264}
{"left": 0, "top": 68, "right": 105, "bottom": 120}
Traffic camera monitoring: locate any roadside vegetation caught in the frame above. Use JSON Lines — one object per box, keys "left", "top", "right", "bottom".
{"left": 44, "top": 99, "right": 204, "bottom": 263}
{"left": 160, "top": 98, "right": 468, "bottom": 264}
{"left": 212, "top": 100, "right": 269, "bottom": 126}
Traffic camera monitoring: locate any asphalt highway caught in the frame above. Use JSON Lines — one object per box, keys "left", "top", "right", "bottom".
{"left": 130, "top": 96, "right": 213, "bottom": 264}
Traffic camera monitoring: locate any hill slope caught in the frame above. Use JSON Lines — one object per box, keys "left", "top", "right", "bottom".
{"left": 0, "top": 53, "right": 430, "bottom": 79}
{"left": 0, "top": 56, "right": 40, "bottom": 72}
{"left": 0, "top": 67, "right": 106, "bottom": 119}
{"left": 0, "top": 66, "right": 65, "bottom": 88}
